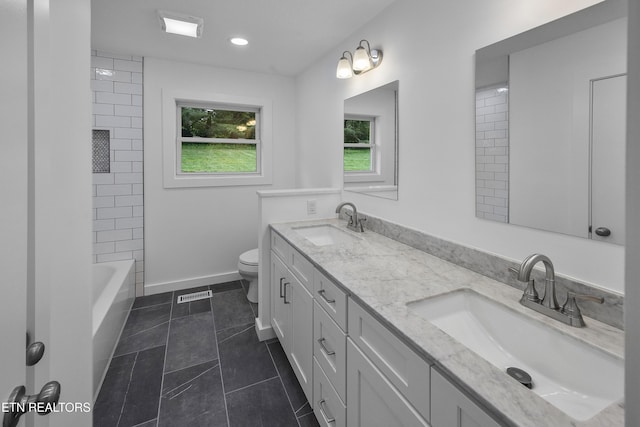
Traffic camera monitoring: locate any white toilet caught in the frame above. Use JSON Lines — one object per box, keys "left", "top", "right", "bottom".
{"left": 238, "top": 248, "right": 259, "bottom": 303}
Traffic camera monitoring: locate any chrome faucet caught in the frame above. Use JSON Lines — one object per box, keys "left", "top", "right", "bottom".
{"left": 511, "top": 253, "right": 603, "bottom": 327}
{"left": 335, "top": 202, "right": 365, "bottom": 232}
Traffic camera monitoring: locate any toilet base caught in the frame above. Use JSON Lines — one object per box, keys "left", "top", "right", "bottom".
{"left": 246, "top": 279, "right": 258, "bottom": 303}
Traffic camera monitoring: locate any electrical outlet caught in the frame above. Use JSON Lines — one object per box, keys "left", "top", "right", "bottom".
{"left": 307, "top": 199, "right": 317, "bottom": 215}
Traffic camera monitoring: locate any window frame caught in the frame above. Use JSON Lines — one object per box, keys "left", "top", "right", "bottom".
{"left": 343, "top": 114, "right": 384, "bottom": 183}
{"left": 177, "top": 102, "right": 261, "bottom": 175}
{"left": 162, "top": 90, "right": 272, "bottom": 188}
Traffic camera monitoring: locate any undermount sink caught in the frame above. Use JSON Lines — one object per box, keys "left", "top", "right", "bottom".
{"left": 407, "top": 290, "right": 623, "bottom": 421}
{"left": 293, "top": 224, "right": 361, "bottom": 247}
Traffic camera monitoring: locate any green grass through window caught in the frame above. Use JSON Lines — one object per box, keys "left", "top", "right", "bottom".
{"left": 181, "top": 143, "right": 257, "bottom": 173}
{"left": 344, "top": 148, "right": 371, "bottom": 171}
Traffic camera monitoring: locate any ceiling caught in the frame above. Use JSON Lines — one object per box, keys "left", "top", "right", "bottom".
{"left": 91, "top": 0, "right": 397, "bottom": 76}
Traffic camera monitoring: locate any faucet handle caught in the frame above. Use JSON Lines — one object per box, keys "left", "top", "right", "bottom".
{"left": 561, "top": 291, "right": 604, "bottom": 322}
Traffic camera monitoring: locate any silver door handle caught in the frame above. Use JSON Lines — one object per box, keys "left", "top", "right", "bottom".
{"left": 318, "top": 398, "right": 336, "bottom": 423}
{"left": 318, "top": 289, "right": 335, "bottom": 304}
{"left": 283, "top": 282, "right": 290, "bottom": 304}
{"left": 3, "top": 381, "right": 61, "bottom": 427}
{"left": 279, "top": 277, "right": 285, "bottom": 298}
{"left": 317, "top": 337, "right": 336, "bottom": 356}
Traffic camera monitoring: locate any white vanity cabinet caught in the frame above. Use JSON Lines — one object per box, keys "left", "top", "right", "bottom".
{"left": 270, "top": 228, "right": 504, "bottom": 427}
{"left": 431, "top": 368, "right": 502, "bottom": 427}
{"left": 270, "top": 246, "right": 313, "bottom": 401}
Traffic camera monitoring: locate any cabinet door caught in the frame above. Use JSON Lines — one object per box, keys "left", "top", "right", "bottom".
{"left": 347, "top": 339, "right": 430, "bottom": 427}
{"left": 431, "top": 368, "right": 502, "bottom": 427}
{"left": 288, "top": 274, "right": 314, "bottom": 401}
{"left": 271, "top": 252, "right": 290, "bottom": 345}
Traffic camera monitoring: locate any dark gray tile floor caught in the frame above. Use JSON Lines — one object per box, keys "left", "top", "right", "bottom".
{"left": 94, "top": 280, "right": 320, "bottom": 427}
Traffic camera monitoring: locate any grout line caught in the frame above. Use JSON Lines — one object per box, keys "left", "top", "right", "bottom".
{"left": 131, "top": 301, "right": 172, "bottom": 311}
{"left": 224, "top": 375, "right": 280, "bottom": 396}
{"left": 168, "top": 384, "right": 192, "bottom": 400}
{"left": 210, "top": 295, "right": 231, "bottom": 427}
{"left": 131, "top": 419, "right": 157, "bottom": 427}
{"left": 154, "top": 291, "right": 175, "bottom": 425}
{"left": 122, "top": 320, "right": 169, "bottom": 340}
{"left": 116, "top": 351, "right": 138, "bottom": 426}
{"left": 265, "top": 343, "right": 302, "bottom": 427}
{"left": 163, "top": 364, "right": 218, "bottom": 397}
{"left": 113, "top": 343, "right": 166, "bottom": 359}
{"left": 217, "top": 325, "right": 254, "bottom": 344}
{"left": 163, "top": 358, "right": 219, "bottom": 376}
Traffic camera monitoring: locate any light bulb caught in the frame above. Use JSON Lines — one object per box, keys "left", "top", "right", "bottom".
{"left": 336, "top": 57, "right": 353, "bottom": 79}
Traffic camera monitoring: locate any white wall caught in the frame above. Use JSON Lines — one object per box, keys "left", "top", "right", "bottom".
{"left": 91, "top": 51, "right": 145, "bottom": 295}
{"left": 143, "top": 58, "right": 296, "bottom": 294}
{"left": 295, "top": 0, "right": 626, "bottom": 293}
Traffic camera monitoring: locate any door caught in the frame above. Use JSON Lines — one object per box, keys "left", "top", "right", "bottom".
{"left": 0, "top": 0, "right": 30, "bottom": 423}
{"left": 1, "top": 1, "right": 93, "bottom": 426}
{"left": 271, "top": 253, "right": 290, "bottom": 343}
{"left": 289, "top": 277, "right": 313, "bottom": 402}
{"left": 346, "top": 339, "right": 429, "bottom": 427}
{"left": 591, "top": 74, "right": 627, "bottom": 244}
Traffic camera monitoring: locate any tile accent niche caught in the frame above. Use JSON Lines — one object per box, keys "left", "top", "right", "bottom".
{"left": 91, "top": 50, "right": 144, "bottom": 295}
{"left": 476, "top": 83, "right": 509, "bottom": 223}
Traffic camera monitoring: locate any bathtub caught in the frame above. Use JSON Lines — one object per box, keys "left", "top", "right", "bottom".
{"left": 92, "top": 260, "right": 136, "bottom": 400}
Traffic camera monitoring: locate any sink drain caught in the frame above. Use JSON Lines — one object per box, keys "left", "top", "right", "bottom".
{"left": 506, "top": 367, "right": 533, "bottom": 389}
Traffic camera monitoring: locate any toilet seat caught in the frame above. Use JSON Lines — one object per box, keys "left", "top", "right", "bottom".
{"left": 239, "top": 248, "right": 259, "bottom": 267}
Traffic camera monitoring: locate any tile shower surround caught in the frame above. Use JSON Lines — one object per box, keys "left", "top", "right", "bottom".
{"left": 340, "top": 210, "right": 623, "bottom": 329}
{"left": 94, "top": 280, "right": 320, "bottom": 427}
{"left": 91, "top": 51, "right": 144, "bottom": 294}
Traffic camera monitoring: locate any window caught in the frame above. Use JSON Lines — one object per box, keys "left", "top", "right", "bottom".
{"left": 178, "top": 104, "right": 260, "bottom": 174}
{"left": 162, "top": 91, "right": 272, "bottom": 188}
{"left": 344, "top": 116, "right": 375, "bottom": 173}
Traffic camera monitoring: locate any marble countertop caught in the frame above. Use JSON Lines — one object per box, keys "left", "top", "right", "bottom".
{"left": 270, "top": 218, "right": 625, "bottom": 427}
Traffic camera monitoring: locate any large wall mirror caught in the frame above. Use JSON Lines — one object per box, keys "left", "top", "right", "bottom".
{"left": 475, "top": 0, "right": 627, "bottom": 245}
{"left": 343, "top": 80, "right": 399, "bottom": 200}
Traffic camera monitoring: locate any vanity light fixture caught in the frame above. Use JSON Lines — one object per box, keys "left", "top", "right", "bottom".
{"left": 336, "top": 39, "right": 382, "bottom": 79}
{"left": 158, "top": 10, "right": 204, "bottom": 38}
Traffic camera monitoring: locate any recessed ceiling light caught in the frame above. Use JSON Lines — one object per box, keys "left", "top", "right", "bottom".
{"left": 158, "top": 10, "right": 203, "bottom": 38}
{"left": 230, "top": 37, "right": 249, "bottom": 46}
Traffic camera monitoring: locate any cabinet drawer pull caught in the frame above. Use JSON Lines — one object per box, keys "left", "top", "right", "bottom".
{"left": 317, "top": 337, "right": 336, "bottom": 356}
{"left": 318, "top": 289, "right": 336, "bottom": 304}
{"left": 279, "top": 277, "right": 285, "bottom": 298}
{"left": 283, "top": 282, "right": 290, "bottom": 304}
{"left": 318, "top": 399, "right": 335, "bottom": 423}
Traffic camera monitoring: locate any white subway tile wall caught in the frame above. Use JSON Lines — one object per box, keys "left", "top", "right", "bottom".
{"left": 476, "top": 84, "right": 509, "bottom": 223}
{"left": 91, "top": 51, "right": 144, "bottom": 295}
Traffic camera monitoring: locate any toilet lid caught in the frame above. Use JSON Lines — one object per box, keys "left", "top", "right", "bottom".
{"left": 239, "top": 248, "right": 259, "bottom": 266}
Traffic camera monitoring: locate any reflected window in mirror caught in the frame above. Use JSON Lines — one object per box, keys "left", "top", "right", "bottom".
{"left": 343, "top": 80, "right": 399, "bottom": 200}
{"left": 344, "top": 116, "right": 375, "bottom": 173}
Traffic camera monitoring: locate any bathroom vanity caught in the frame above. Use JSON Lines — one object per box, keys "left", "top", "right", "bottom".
{"left": 268, "top": 218, "right": 624, "bottom": 426}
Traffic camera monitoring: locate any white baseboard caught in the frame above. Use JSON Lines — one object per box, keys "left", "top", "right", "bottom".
{"left": 144, "top": 271, "right": 242, "bottom": 295}
{"left": 255, "top": 317, "right": 276, "bottom": 341}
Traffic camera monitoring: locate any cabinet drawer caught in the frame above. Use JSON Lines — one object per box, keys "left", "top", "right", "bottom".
{"left": 314, "top": 301, "right": 347, "bottom": 403}
{"left": 431, "top": 368, "right": 502, "bottom": 427}
{"left": 290, "top": 246, "right": 314, "bottom": 292}
{"left": 271, "top": 230, "right": 290, "bottom": 262}
{"left": 314, "top": 358, "right": 346, "bottom": 427}
{"left": 348, "top": 298, "right": 431, "bottom": 422}
{"left": 314, "top": 269, "right": 348, "bottom": 331}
